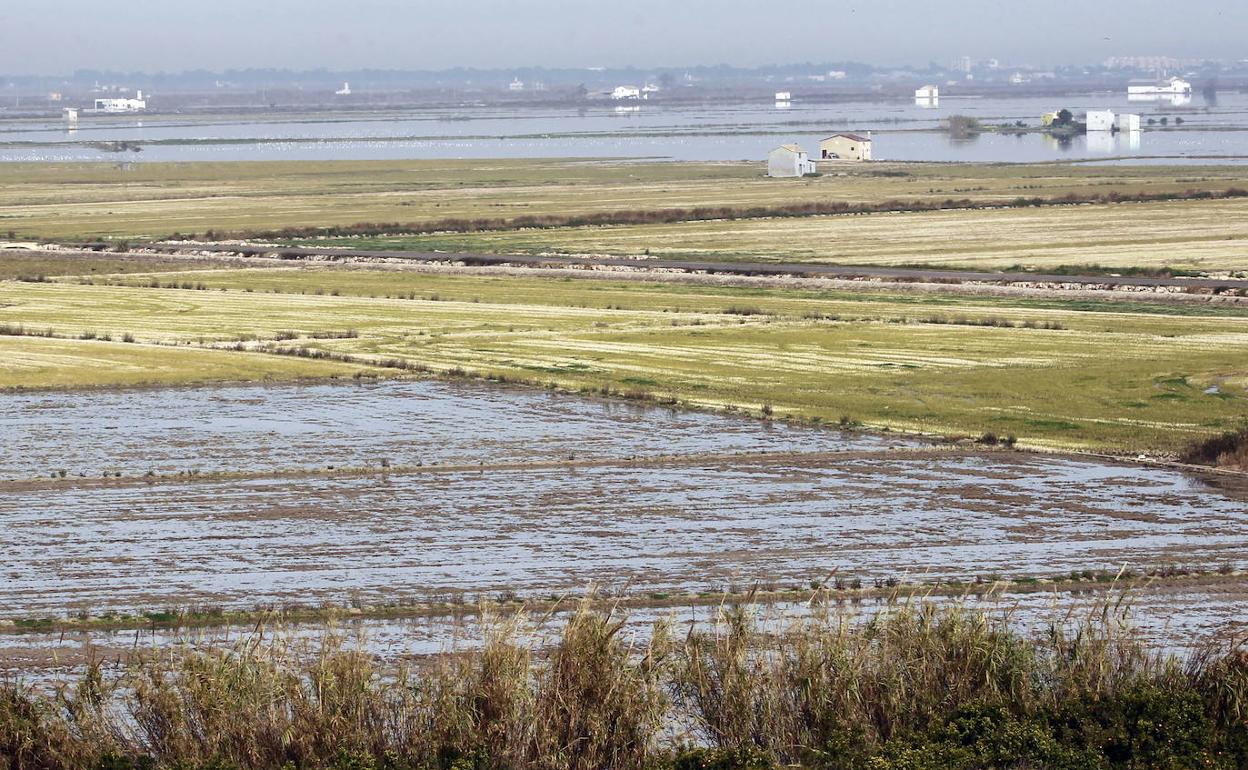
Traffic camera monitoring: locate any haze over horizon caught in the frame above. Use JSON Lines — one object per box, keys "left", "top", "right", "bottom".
{"left": 1, "top": 0, "right": 1244, "bottom": 76}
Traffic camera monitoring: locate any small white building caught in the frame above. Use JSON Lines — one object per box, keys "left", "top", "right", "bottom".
{"left": 93, "top": 91, "right": 146, "bottom": 112}
{"left": 775, "top": 91, "right": 792, "bottom": 102}
{"left": 508, "top": 78, "right": 525, "bottom": 92}
{"left": 335, "top": 82, "right": 352, "bottom": 95}
{"left": 611, "top": 85, "right": 642, "bottom": 100}
{"left": 1118, "top": 113, "right": 1141, "bottom": 132}
{"left": 767, "top": 144, "right": 817, "bottom": 178}
{"left": 915, "top": 84, "right": 940, "bottom": 100}
{"left": 1086, "top": 109, "right": 1116, "bottom": 132}
{"left": 63, "top": 107, "right": 79, "bottom": 125}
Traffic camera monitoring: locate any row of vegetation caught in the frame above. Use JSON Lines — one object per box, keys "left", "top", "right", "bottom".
{"left": 1181, "top": 425, "right": 1248, "bottom": 471}
{"left": 5, "top": 566, "right": 1237, "bottom": 635}
{"left": 3, "top": 601, "right": 1247, "bottom": 770}
{"left": 154, "top": 187, "right": 1248, "bottom": 244}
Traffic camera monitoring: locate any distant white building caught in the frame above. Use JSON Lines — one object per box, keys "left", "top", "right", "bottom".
{"left": 767, "top": 144, "right": 817, "bottom": 178}
{"left": 915, "top": 84, "right": 940, "bottom": 100}
{"left": 63, "top": 107, "right": 79, "bottom": 125}
{"left": 1118, "top": 113, "right": 1141, "bottom": 132}
{"left": 93, "top": 91, "right": 146, "bottom": 112}
{"left": 611, "top": 85, "right": 642, "bottom": 100}
{"left": 335, "top": 82, "right": 352, "bottom": 95}
{"left": 1128, "top": 77, "right": 1192, "bottom": 96}
{"left": 1086, "top": 110, "right": 1116, "bottom": 132}
{"left": 775, "top": 91, "right": 792, "bottom": 103}
{"left": 508, "top": 78, "right": 525, "bottom": 92}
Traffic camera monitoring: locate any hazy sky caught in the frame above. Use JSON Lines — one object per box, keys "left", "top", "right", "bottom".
{"left": 1, "top": 0, "right": 1244, "bottom": 74}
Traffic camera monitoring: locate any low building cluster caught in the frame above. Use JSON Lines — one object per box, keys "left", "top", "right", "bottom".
{"left": 767, "top": 133, "right": 874, "bottom": 177}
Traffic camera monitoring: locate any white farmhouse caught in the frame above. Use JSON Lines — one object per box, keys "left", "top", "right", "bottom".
{"left": 1086, "top": 110, "right": 1116, "bottom": 132}
{"left": 767, "top": 144, "right": 817, "bottom": 178}
{"left": 914, "top": 84, "right": 939, "bottom": 100}
{"left": 820, "top": 132, "right": 872, "bottom": 161}
{"left": 611, "top": 85, "right": 642, "bottom": 100}
{"left": 94, "top": 91, "right": 146, "bottom": 112}
{"left": 775, "top": 91, "right": 792, "bottom": 102}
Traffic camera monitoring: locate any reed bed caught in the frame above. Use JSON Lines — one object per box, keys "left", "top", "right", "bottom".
{"left": 2, "top": 600, "right": 1246, "bottom": 770}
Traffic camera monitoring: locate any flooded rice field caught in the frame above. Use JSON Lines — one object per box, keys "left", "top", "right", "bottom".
{"left": 0, "top": 380, "right": 891, "bottom": 481}
{"left": 3, "top": 92, "right": 1248, "bottom": 163}
{"left": 2, "top": 381, "right": 1246, "bottom": 623}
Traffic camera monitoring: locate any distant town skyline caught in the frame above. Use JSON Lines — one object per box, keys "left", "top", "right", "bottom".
{"left": 1, "top": 0, "right": 1245, "bottom": 75}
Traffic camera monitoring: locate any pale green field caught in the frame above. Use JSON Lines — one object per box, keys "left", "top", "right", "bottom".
{"left": 317, "top": 197, "right": 1248, "bottom": 273}
{"left": 3, "top": 267, "right": 1245, "bottom": 453}
{"left": 0, "top": 334, "right": 370, "bottom": 390}
{"left": 2, "top": 159, "right": 1246, "bottom": 246}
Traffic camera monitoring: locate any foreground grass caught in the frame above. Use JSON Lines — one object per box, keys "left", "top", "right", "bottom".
{"left": 3, "top": 601, "right": 1247, "bottom": 770}
{"left": 1, "top": 269, "right": 1245, "bottom": 453}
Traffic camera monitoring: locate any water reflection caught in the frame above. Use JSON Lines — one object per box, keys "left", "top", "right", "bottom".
{"left": 1128, "top": 93, "right": 1193, "bottom": 107}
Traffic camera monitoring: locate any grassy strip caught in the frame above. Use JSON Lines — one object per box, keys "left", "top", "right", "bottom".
{"left": 3, "top": 274, "right": 1246, "bottom": 453}
{"left": 206, "top": 186, "right": 1248, "bottom": 242}
{"left": 3, "top": 599, "right": 1247, "bottom": 770}
{"left": 0, "top": 568, "right": 1239, "bottom": 637}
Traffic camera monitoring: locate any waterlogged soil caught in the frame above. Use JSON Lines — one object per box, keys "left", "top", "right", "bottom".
{"left": 0, "top": 380, "right": 897, "bottom": 481}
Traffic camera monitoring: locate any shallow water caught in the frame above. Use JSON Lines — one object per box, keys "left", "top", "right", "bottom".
{"left": 2, "top": 93, "right": 1246, "bottom": 163}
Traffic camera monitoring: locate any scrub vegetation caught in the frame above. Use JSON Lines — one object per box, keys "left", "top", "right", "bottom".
{"left": 3, "top": 601, "right": 1247, "bottom": 770}
{"left": 308, "top": 195, "right": 1248, "bottom": 274}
